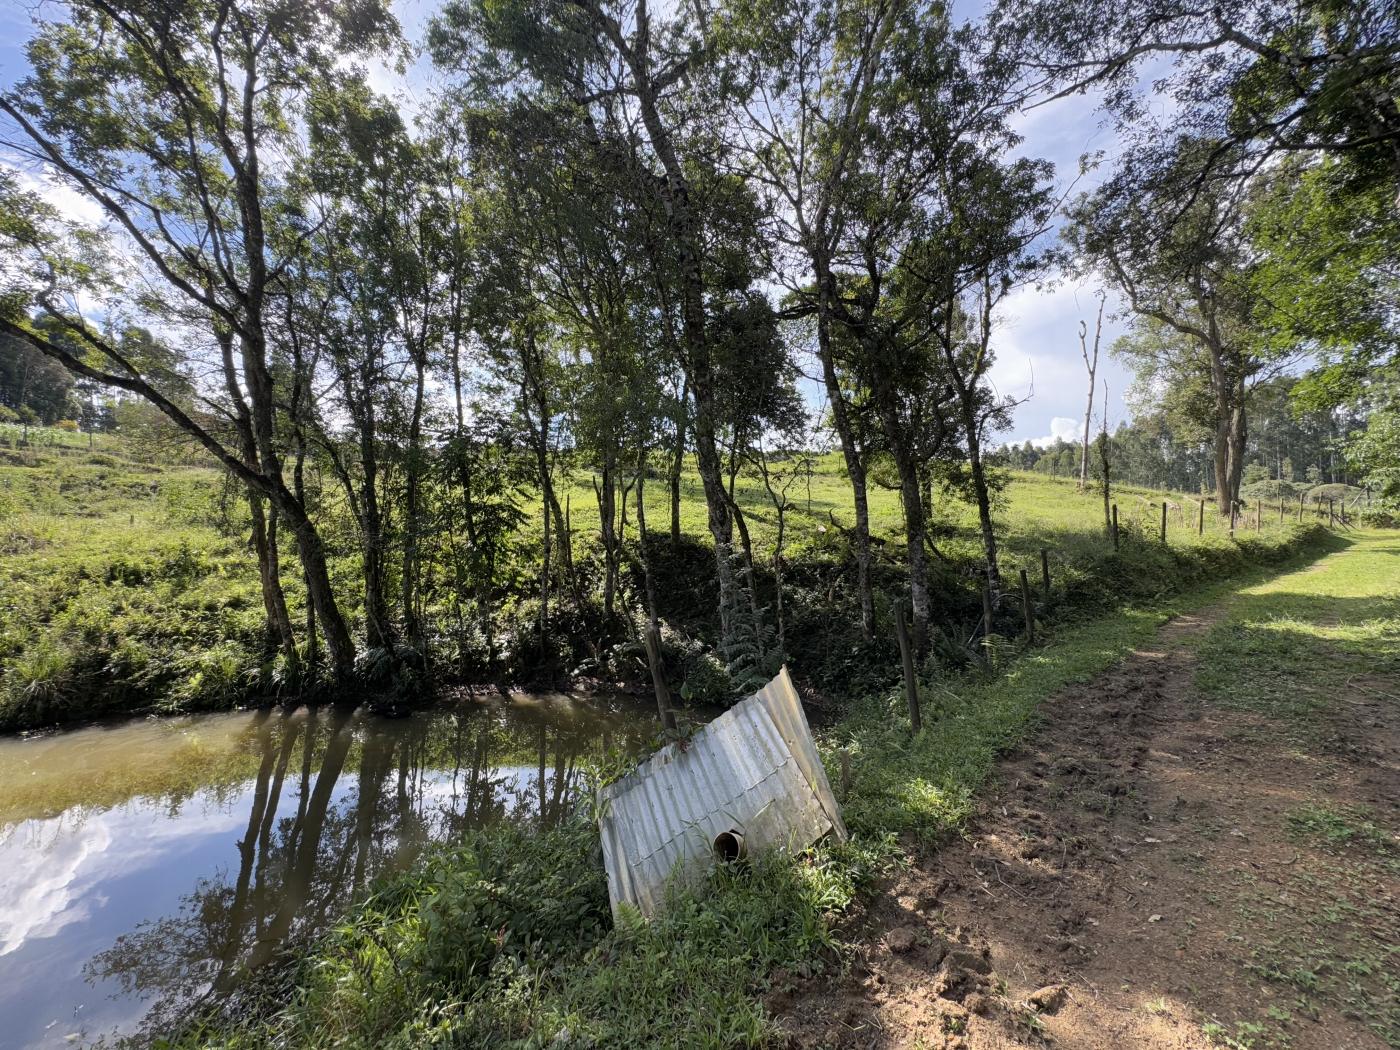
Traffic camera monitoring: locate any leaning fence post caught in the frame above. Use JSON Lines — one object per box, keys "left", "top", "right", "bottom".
{"left": 1111, "top": 504, "right": 1119, "bottom": 550}
{"left": 1019, "top": 569, "right": 1035, "bottom": 644}
{"left": 894, "top": 600, "right": 921, "bottom": 733}
{"left": 1040, "top": 548, "right": 1051, "bottom": 597}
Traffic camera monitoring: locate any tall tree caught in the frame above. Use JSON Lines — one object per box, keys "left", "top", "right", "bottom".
{"left": 1067, "top": 143, "right": 1280, "bottom": 513}
{"left": 0, "top": 0, "right": 399, "bottom": 677}
{"left": 431, "top": 0, "right": 768, "bottom": 656}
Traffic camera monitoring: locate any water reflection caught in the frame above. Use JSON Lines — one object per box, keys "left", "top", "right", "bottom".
{"left": 0, "top": 695, "right": 658, "bottom": 1049}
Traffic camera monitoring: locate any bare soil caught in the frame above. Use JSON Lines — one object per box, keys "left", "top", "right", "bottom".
{"left": 770, "top": 605, "right": 1400, "bottom": 1049}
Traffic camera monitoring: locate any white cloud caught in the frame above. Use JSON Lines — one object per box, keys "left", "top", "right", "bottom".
{"left": 3, "top": 160, "right": 108, "bottom": 228}
{"left": 1028, "top": 416, "right": 1082, "bottom": 449}
{"left": 0, "top": 799, "right": 244, "bottom": 958}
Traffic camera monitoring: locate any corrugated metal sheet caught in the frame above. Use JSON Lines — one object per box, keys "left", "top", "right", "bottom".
{"left": 598, "top": 666, "right": 846, "bottom": 919}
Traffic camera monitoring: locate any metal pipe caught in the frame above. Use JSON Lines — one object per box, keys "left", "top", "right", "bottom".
{"left": 713, "top": 829, "right": 747, "bottom": 863}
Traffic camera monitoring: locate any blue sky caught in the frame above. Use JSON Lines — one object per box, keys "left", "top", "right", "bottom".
{"left": 0, "top": 0, "right": 1137, "bottom": 446}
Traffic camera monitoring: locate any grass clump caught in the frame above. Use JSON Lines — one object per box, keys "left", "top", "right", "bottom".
{"left": 176, "top": 817, "right": 894, "bottom": 1049}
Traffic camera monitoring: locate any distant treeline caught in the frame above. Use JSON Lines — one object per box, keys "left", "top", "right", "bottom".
{"left": 994, "top": 378, "right": 1365, "bottom": 494}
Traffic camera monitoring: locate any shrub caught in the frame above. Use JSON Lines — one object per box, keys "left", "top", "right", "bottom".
{"left": 1241, "top": 479, "right": 1302, "bottom": 501}
{"left": 1305, "top": 483, "right": 1365, "bottom": 504}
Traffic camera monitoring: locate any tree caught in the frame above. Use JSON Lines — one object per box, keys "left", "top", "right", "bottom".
{"left": 1078, "top": 294, "right": 1104, "bottom": 490}
{"left": 0, "top": 0, "right": 400, "bottom": 678}
{"left": 725, "top": 0, "right": 910, "bottom": 645}
{"left": 431, "top": 0, "right": 777, "bottom": 660}
{"left": 1004, "top": 0, "right": 1400, "bottom": 205}
{"left": 1067, "top": 141, "right": 1286, "bottom": 513}
{"left": 0, "top": 319, "right": 75, "bottom": 424}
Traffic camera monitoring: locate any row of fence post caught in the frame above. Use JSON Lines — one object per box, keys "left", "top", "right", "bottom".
{"left": 892, "top": 545, "right": 1058, "bottom": 735}
{"left": 1110, "top": 492, "right": 1350, "bottom": 545}
{"left": 890, "top": 487, "right": 1355, "bottom": 735}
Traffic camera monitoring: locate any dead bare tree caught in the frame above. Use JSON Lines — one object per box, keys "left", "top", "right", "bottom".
{"left": 1078, "top": 293, "right": 1104, "bottom": 491}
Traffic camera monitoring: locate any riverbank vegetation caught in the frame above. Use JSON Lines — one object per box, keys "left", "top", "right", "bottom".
{"left": 1, "top": 0, "right": 1395, "bottom": 738}
{"left": 0, "top": 426, "right": 1340, "bottom": 732}
{"left": 166, "top": 524, "right": 1341, "bottom": 1050}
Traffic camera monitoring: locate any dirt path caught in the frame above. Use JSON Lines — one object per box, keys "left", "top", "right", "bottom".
{"left": 773, "top": 563, "right": 1400, "bottom": 1049}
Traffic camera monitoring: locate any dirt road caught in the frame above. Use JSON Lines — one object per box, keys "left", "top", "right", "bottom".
{"left": 774, "top": 541, "right": 1400, "bottom": 1049}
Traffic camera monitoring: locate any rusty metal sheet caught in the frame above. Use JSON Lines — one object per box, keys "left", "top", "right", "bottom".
{"left": 597, "top": 667, "right": 846, "bottom": 919}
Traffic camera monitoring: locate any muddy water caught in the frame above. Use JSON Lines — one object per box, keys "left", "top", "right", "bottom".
{"left": 0, "top": 695, "right": 661, "bottom": 1049}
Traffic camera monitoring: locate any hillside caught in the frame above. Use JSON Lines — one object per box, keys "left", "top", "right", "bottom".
{"left": 1, "top": 424, "right": 1330, "bottom": 731}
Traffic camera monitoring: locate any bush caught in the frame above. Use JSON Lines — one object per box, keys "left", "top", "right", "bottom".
{"left": 1305, "top": 483, "right": 1365, "bottom": 504}
{"left": 1241, "top": 479, "right": 1302, "bottom": 501}
{"left": 56, "top": 419, "right": 80, "bottom": 432}
{"left": 1358, "top": 508, "right": 1400, "bottom": 529}
{"left": 175, "top": 819, "right": 893, "bottom": 1049}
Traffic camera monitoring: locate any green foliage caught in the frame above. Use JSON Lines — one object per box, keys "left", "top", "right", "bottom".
{"left": 174, "top": 812, "right": 894, "bottom": 1049}
{"left": 0, "top": 443, "right": 272, "bottom": 730}
{"left": 1240, "top": 478, "right": 1301, "bottom": 501}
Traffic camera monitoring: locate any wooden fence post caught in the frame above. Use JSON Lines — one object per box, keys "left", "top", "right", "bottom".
{"left": 1198, "top": 498, "right": 1205, "bottom": 535}
{"left": 894, "top": 600, "right": 922, "bottom": 733}
{"left": 1040, "top": 548, "right": 1051, "bottom": 597}
{"left": 1298, "top": 493, "right": 1305, "bottom": 523}
{"left": 1328, "top": 498, "right": 1335, "bottom": 527}
{"left": 1160, "top": 500, "right": 1167, "bottom": 543}
{"left": 1230, "top": 502, "right": 1237, "bottom": 535}
{"left": 1019, "top": 568, "right": 1035, "bottom": 644}
{"left": 1256, "top": 499, "right": 1262, "bottom": 531}
{"left": 1111, "top": 504, "right": 1119, "bottom": 550}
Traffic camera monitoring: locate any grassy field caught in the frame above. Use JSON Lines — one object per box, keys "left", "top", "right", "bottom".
{"left": 0, "top": 426, "right": 1328, "bottom": 730}
{"left": 0, "top": 429, "right": 268, "bottom": 728}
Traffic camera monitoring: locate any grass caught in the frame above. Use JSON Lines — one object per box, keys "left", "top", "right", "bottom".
{"left": 0, "top": 436, "right": 272, "bottom": 729}
{"left": 1195, "top": 530, "right": 1400, "bottom": 700}
{"left": 1, "top": 430, "right": 1312, "bottom": 730}
{"left": 1188, "top": 530, "right": 1400, "bottom": 1048}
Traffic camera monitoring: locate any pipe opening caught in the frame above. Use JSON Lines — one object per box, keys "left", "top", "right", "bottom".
{"left": 713, "top": 829, "right": 746, "bottom": 863}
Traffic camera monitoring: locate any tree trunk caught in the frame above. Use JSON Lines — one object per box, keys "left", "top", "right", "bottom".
{"left": 279, "top": 497, "right": 356, "bottom": 676}
{"left": 248, "top": 487, "right": 298, "bottom": 673}
{"left": 616, "top": 37, "right": 745, "bottom": 651}
{"left": 1078, "top": 300, "right": 1102, "bottom": 491}
{"left": 401, "top": 355, "right": 427, "bottom": 656}
{"left": 814, "top": 286, "right": 876, "bottom": 644}
{"left": 670, "top": 377, "right": 687, "bottom": 545}
{"left": 966, "top": 422, "right": 1001, "bottom": 592}
{"left": 870, "top": 373, "right": 930, "bottom": 654}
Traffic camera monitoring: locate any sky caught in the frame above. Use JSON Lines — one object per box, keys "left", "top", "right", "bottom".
{"left": 0, "top": 0, "right": 1138, "bottom": 447}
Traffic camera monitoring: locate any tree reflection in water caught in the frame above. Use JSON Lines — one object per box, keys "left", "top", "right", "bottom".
{"left": 83, "top": 695, "right": 652, "bottom": 1041}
